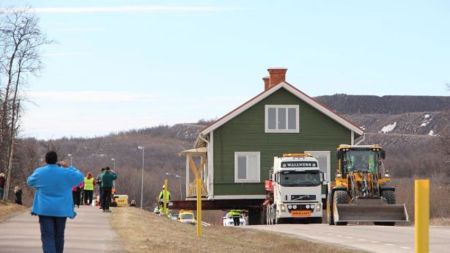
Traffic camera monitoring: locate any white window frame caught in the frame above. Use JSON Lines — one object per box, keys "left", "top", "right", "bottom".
{"left": 234, "top": 152, "right": 260, "bottom": 183}
{"left": 265, "top": 105, "right": 300, "bottom": 133}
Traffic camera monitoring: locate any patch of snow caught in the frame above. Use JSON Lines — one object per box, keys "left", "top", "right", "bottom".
{"left": 429, "top": 130, "right": 435, "bottom": 136}
{"left": 420, "top": 114, "right": 432, "bottom": 128}
{"left": 379, "top": 122, "right": 397, "bottom": 134}
{"left": 360, "top": 126, "right": 366, "bottom": 130}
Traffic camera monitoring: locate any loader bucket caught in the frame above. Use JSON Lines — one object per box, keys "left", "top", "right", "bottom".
{"left": 335, "top": 199, "right": 409, "bottom": 223}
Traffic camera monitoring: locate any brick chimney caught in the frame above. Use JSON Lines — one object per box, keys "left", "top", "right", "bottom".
{"left": 262, "top": 76, "right": 270, "bottom": 91}
{"left": 266, "top": 68, "right": 287, "bottom": 90}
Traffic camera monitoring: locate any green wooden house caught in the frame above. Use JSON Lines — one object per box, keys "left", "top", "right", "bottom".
{"left": 182, "top": 68, "right": 363, "bottom": 201}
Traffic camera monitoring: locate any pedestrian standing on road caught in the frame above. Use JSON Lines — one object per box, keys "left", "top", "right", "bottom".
{"left": 100, "top": 167, "right": 117, "bottom": 212}
{"left": 27, "top": 151, "right": 84, "bottom": 253}
{"left": 96, "top": 168, "right": 105, "bottom": 208}
{"left": 0, "top": 172, "right": 5, "bottom": 200}
{"left": 83, "top": 172, "right": 95, "bottom": 205}
{"left": 72, "top": 182, "right": 83, "bottom": 208}
{"left": 14, "top": 185, "right": 22, "bottom": 205}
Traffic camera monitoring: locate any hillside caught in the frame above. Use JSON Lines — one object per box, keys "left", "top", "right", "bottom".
{"left": 315, "top": 94, "right": 449, "bottom": 178}
{"left": 6, "top": 94, "right": 450, "bottom": 208}
{"left": 316, "top": 94, "right": 450, "bottom": 114}
{"left": 10, "top": 124, "right": 204, "bottom": 207}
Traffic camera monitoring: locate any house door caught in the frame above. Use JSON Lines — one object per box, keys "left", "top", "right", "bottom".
{"left": 305, "top": 151, "right": 330, "bottom": 198}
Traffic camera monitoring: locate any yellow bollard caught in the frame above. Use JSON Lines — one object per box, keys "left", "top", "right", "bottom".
{"left": 196, "top": 177, "right": 202, "bottom": 237}
{"left": 415, "top": 179, "right": 429, "bottom": 253}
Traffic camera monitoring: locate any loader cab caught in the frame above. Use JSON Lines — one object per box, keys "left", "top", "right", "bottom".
{"left": 337, "top": 145, "right": 386, "bottom": 177}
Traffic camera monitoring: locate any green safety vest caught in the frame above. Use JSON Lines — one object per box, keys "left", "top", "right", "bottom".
{"left": 159, "top": 189, "right": 171, "bottom": 202}
{"left": 228, "top": 210, "right": 241, "bottom": 217}
{"left": 84, "top": 177, "right": 95, "bottom": 191}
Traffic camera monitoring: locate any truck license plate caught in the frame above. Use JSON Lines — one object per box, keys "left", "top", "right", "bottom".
{"left": 291, "top": 210, "right": 311, "bottom": 217}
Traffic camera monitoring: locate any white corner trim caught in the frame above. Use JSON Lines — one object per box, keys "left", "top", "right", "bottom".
{"left": 208, "top": 131, "right": 214, "bottom": 198}
{"left": 200, "top": 82, "right": 363, "bottom": 136}
{"left": 212, "top": 195, "right": 266, "bottom": 200}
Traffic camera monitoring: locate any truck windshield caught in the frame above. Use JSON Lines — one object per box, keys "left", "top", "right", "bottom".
{"left": 344, "top": 150, "right": 379, "bottom": 173}
{"left": 279, "top": 171, "right": 321, "bottom": 187}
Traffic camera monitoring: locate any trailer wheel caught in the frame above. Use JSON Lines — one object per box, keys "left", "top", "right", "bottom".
{"left": 265, "top": 206, "right": 271, "bottom": 225}
{"left": 310, "top": 217, "right": 323, "bottom": 224}
{"left": 333, "top": 191, "right": 348, "bottom": 226}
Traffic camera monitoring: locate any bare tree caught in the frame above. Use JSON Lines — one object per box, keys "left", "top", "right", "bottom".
{"left": 0, "top": 8, "right": 50, "bottom": 200}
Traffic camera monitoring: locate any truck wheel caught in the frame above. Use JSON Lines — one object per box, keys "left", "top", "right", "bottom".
{"left": 333, "top": 191, "right": 348, "bottom": 226}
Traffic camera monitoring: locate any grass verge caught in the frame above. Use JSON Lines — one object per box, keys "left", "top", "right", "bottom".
{"left": 112, "top": 207, "right": 364, "bottom": 253}
{"left": 0, "top": 201, "right": 27, "bottom": 222}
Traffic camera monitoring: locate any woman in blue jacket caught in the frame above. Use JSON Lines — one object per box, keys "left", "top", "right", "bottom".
{"left": 27, "top": 151, "right": 84, "bottom": 253}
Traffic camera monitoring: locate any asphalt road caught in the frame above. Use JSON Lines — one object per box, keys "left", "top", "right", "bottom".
{"left": 0, "top": 206, "right": 123, "bottom": 253}
{"left": 247, "top": 224, "right": 450, "bottom": 253}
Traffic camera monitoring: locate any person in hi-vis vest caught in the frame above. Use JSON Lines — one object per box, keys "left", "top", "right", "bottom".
{"left": 83, "top": 172, "right": 95, "bottom": 205}
{"left": 158, "top": 185, "right": 171, "bottom": 215}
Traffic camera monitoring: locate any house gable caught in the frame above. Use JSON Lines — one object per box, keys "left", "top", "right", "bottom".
{"left": 199, "top": 82, "right": 362, "bottom": 142}
{"left": 213, "top": 87, "right": 352, "bottom": 196}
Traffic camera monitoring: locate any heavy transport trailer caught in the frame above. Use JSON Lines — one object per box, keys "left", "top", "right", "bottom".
{"left": 327, "top": 144, "right": 409, "bottom": 226}
{"left": 170, "top": 153, "right": 326, "bottom": 225}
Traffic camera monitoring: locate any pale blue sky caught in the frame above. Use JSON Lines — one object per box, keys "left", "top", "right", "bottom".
{"left": 2, "top": 0, "right": 450, "bottom": 139}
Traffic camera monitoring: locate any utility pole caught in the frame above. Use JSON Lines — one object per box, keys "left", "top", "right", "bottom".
{"left": 68, "top": 154, "right": 73, "bottom": 166}
{"left": 137, "top": 146, "right": 145, "bottom": 209}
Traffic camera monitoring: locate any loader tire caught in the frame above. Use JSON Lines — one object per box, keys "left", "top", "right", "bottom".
{"left": 375, "top": 190, "right": 396, "bottom": 226}
{"left": 382, "top": 190, "right": 396, "bottom": 204}
{"left": 334, "top": 191, "right": 348, "bottom": 226}
{"left": 327, "top": 193, "right": 334, "bottom": 225}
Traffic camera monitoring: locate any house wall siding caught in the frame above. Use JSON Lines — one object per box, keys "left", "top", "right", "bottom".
{"left": 213, "top": 88, "right": 351, "bottom": 196}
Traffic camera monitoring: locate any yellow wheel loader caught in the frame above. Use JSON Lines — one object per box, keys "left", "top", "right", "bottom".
{"left": 327, "top": 144, "right": 408, "bottom": 226}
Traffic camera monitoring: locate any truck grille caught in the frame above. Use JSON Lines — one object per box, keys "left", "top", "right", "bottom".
{"left": 291, "top": 195, "right": 316, "bottom": 201}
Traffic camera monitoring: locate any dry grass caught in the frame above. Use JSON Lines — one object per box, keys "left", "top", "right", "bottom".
{"left": 0, "top": 201, "right": 27, "bottom": 222}
{"left": 394, "top": 176, "right": 450, "bottom": 222}
{"left": 430, "top": 218, "right": 450, "bottom": 226}
{"left": 111, "top": 207, "right": 364, "bottom": 253}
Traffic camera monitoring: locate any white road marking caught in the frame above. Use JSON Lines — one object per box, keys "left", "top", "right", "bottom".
{"left": 400, "top": 246, "right": 411, "bottom": 250}
{"left": 384, "top": 243, "right": 394, "bottom": 246}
